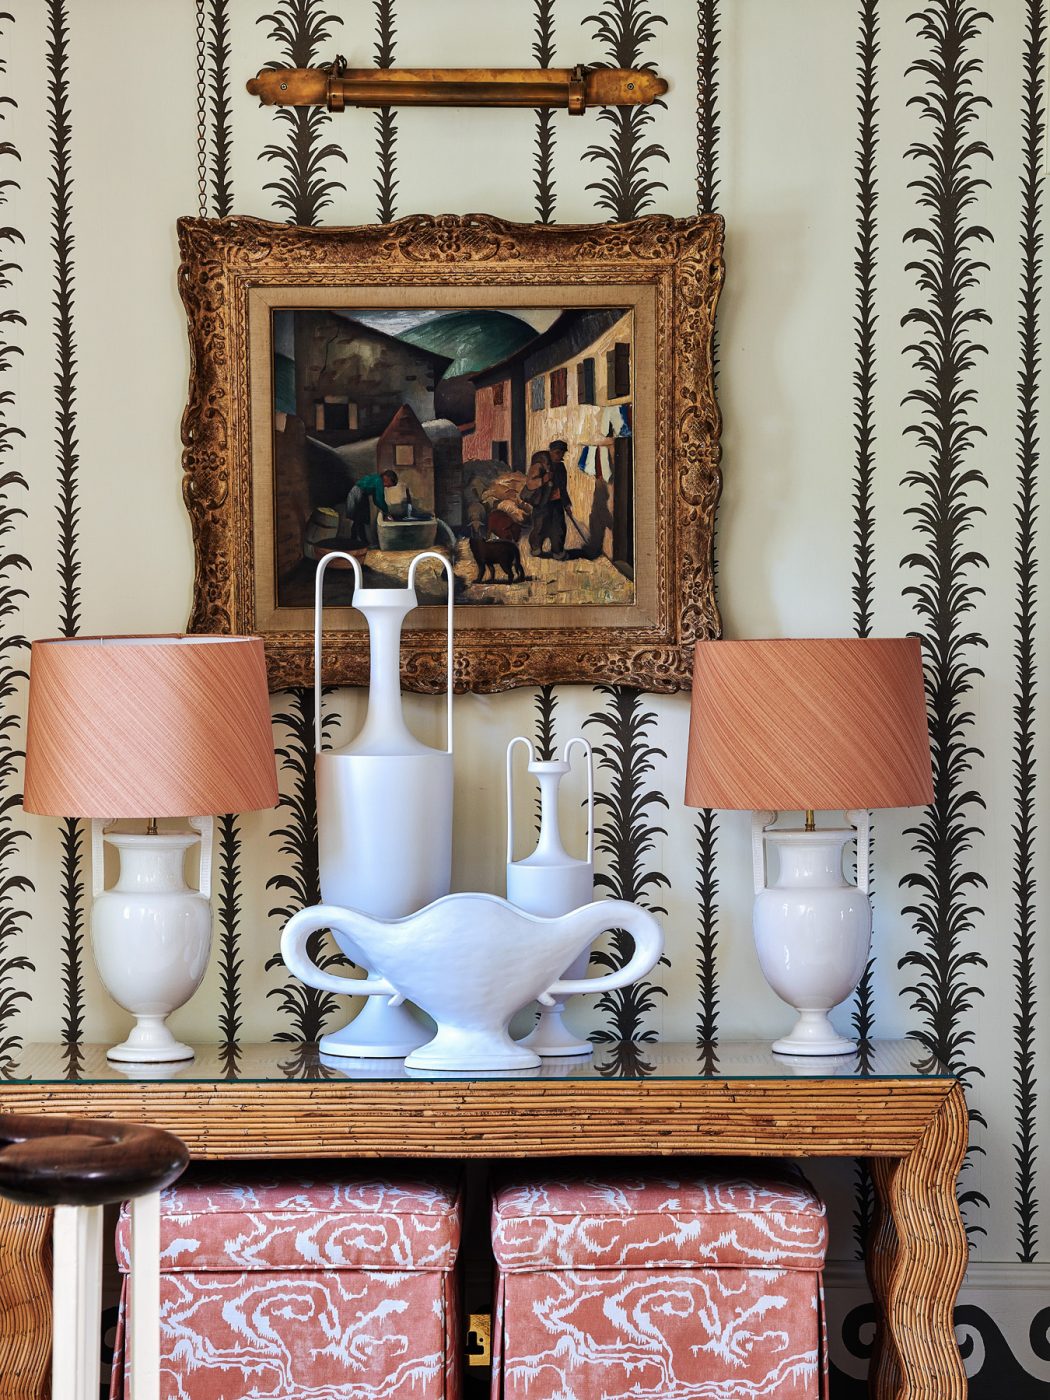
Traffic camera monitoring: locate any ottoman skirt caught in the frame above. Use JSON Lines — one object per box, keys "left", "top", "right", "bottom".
{"left": 111, "top": 1166, "right": 463, "bottom": 1400}
{"left": 490, "top": 1159, "right": 828, "bottom": 1400}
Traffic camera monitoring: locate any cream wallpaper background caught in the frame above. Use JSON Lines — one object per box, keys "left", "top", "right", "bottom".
{"left": 0, "top": 0, "right": 1045, "bottom": 1390}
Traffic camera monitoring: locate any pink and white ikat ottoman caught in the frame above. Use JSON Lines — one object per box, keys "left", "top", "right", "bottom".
{"left": 111, "top": 1165, "right": 463, "bottom": 1400}
{"left": 490, "top": 1160, "right": 828, "bottom": 1400}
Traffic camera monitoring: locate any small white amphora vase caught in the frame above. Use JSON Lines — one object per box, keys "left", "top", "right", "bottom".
{"left": 506, "top": 737, "right": 595, "bottom": 1057}
{"left": 312, "top": 550, "right": 454, "bottom": 1058}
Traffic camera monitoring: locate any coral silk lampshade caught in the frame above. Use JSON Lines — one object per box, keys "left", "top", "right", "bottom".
{"left": 23, "top": 635, "right": 278, "bottom": 819}
{"left": 685, "top": 637, "right": 933, "bottom": 814}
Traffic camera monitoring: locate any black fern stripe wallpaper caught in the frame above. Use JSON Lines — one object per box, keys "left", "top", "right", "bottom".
{"left": 373, "top": 0, "right": 397, "bottom": 223}
{"left": 897, "top": 0, "right": 991, "bottom": 1241}
{"left": 1013, "top": 0, "right": 1042, "bottom": 1268}
{"left": 693, "top": 0, "right": 719, "bottom": 1053}
{"left": 46, "top": 0, "right": 83, "bottom": 1056}
{"left": 849, "top": 0, "right": 879, "bottom": 1260}
{"left": 0, "top": 7, "right": 31, "bottom": 1076}
{"left": 0, "top": 0, "right": 1046, "bottom": 1389}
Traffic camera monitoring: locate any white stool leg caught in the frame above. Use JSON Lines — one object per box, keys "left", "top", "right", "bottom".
{"left": 51, "top": 1203, "right": 103, "bottom": 1400}
{"left": 129, "top": 1190, "right": 161, "bottom": 1400}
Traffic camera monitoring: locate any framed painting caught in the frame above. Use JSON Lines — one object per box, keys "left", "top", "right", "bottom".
{"left": 178, "top": 212, "right": 724, "bottom": 692}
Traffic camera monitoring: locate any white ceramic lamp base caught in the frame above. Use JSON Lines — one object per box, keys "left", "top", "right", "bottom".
{"left": 752, "top": 816, "right": 872, "bottom": 1059}
{"left": 91, "top": 822, "right": 213, "bottom": 1065}
{"left": 319, "top": 995, "right": 430, "bottom": 1059}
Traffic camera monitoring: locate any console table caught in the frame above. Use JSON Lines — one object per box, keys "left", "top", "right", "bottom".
{"left": 0, "top": 1040, "right": 966, "bottom": 1400}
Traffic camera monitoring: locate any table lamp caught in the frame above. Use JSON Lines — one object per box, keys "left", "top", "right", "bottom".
{"left": 685, "top": 638, "right": 933, "bottom": 1056}
{"left": 23, "top": 636, "right": 279, "bottom": 1063}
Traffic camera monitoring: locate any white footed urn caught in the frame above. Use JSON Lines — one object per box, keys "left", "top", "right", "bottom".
{"left": 313, "top": 551, "right": 454, "bottom": 1058}
{"left": 282, "top": 892, "right": 664, "bottom": 1072}
{"left": 91, "top": 818, "right": 213, "bottom": 1063}
{"left": 506, "top": 737, "right": 595, "bottom": 1056}
{"left": 752, "top": 813, "right": 872, "bottom": 1056}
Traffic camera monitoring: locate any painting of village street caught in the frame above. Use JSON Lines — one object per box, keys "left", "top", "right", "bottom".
{"left": 272, "top": 305, "right": 635, "bottom": 609}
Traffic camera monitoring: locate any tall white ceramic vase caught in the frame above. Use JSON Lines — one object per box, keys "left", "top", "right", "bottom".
{"left": 752, "top": 810, "right": 872, "bottom": 1056}
{"left": 507, "top": 737, "right": 595, "bottom": 1057}
{"left": 313, "top": 551, "right": 454, "bottom": 1057}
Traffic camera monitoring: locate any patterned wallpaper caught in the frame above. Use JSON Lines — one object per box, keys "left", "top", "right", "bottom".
{"left": 0, "top": 0, "right": 1046, "bottom": 1391}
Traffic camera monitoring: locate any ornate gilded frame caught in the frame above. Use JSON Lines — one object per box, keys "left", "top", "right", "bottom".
{"left": 178, "top": 212, "right": 723, "bottom": 692}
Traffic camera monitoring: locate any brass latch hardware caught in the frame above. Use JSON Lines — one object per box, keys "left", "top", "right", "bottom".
{"left": 466, "top": 1313, "right": 492, "bottom": 1368}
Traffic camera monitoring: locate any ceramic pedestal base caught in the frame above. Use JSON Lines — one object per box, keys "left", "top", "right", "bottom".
{"left": 319, "top": 995, "right": 430, "bottom": 1059}
{"left": 770, "top": 1011, "right": 858, "bottom": 1058}
{"left": 406, "top": 1027, "right": 540, "bottom": 1073}
{"left": 106, "top": 1018, "right": 196, "bottom": 1065}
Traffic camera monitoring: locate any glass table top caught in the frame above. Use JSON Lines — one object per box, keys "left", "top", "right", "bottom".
{"left": 2, "top": 1040, "right": 949, "bottom": 1085}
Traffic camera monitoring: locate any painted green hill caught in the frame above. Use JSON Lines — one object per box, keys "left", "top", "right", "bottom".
{"left": 396, "top": 310, "right": 538, "bottom": 378}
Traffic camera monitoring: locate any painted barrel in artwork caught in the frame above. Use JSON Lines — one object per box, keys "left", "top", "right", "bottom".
{"left": 304, "top": 506, "right": 340, "bottom": 560}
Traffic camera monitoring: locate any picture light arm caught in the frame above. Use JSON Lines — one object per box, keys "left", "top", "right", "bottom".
{"left": 247, "top": 59, "right": 667, "bottom": 115}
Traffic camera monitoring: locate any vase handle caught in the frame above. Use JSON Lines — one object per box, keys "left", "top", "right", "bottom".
{"left": 544, "top": 900, "right": 662, "bottom": 1002}
{"left": 408, "top": 550, "right": 455, "bottom": 755}
{"left": 282, "top": 905, "right": 401, "bottom": 1001}
{"left": 90, "top": 819, "right": 113, "bottom": 899}
{"left": 752, "top": 810, "right": 777, "bottom": 894}
{"left": 313, "top": 551, "right": 364, "bottom": 755}
{"left": 188, "top": 816, "right": 214, "bottom": 900}
{"left": 505, "top": 736, "right": 536, "bottom": 864}
{"left": 561, "top": 737, "right": 594, "bottom": 863}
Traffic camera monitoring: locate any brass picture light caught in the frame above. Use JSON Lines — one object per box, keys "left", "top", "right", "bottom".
{"left": 247, "top": 57, "right": 667, "bottom": 115}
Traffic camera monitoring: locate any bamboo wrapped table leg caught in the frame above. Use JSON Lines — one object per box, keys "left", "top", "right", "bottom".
{"left": 0, "top": 1197, "right": 50, "bottom": 1400}
{"left": 867, "top": 1080, "right": 968, "bottom": 1400}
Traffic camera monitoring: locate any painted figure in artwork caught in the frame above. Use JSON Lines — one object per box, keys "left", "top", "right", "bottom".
{"left": 345, "top": 469, "right": 398, "bottom": 548}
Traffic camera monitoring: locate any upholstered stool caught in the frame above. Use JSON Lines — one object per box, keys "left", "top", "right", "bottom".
{"left": 490, "top": 1160, "right": 827, "bottom": 1400}
{"left": 111, "top": 1164, "right": 463, "bottom": 1400}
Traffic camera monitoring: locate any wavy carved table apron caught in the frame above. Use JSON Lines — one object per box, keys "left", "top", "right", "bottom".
{"left": 0, "top": 1040, "right": 967, "bottom": 1400}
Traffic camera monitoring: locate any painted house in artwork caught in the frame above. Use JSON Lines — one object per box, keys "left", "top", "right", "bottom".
{"left": 469, "top": 309, "right": 634, "bottom": 569}
{"left": 462, "top": 376, "right": 517, "bottom": 467}
{"left": 283, "top": 310, "right": 452, "bottom": 446}
{"left": 376, "top": 404, "right": 434, "bottom": 512}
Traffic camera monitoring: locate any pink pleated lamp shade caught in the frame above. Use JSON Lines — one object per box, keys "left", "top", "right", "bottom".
{"left": 685, "top": 638, "right": 934, "bottom": 813}
{"left": 23, "top": 635, "right": 279, "bottom": 819}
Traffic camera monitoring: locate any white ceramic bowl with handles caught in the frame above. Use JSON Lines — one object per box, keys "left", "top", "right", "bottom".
{"left": 282, "top": 892, "right": 663, "bottom": 1072}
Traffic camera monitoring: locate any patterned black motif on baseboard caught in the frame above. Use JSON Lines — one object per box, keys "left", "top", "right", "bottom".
{"left": 833, "top": 1301, "right": 1050, "bottom": 1398}
{"left": 373, "top": 0, "right": 397, "bottom": 223}
{"left": 896, "top": 0, "right": 991, "bottom": 1239}
{"left": 583, "top": 0, "right": 668, "bottom": 220}
{"left": 257, "top": 0, "right": 347, "bottom": 226}
{"left": 0, "top": 9, "right": 32, "bottom": 1073}
{"left": 47, "top": 0, "right": 83, "bottom": 1050}
{"left": 1012, "top": 0, "right": 1043, "bottom": 1266}
{"left": 584, "top": 687, "right": 669, "bottom": 1042}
